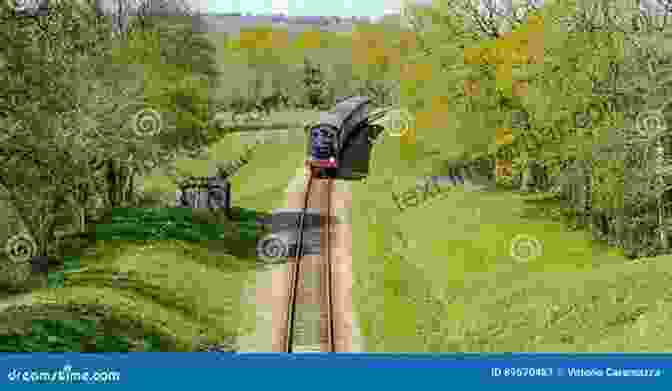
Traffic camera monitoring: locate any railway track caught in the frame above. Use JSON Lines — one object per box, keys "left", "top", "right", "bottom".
{"left": 276, "top": 169, "right": 336, "bottom": 353}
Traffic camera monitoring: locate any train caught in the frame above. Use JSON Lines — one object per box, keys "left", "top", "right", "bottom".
{"left": 306, "top": 96, "right": 384, "bottom": 180}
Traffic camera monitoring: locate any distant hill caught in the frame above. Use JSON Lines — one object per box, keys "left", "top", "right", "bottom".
{"left": 89, "top": 3, "right": 405, "bottom": 38}
{"left": 199, "top": 14, "right": 402, "bottom": 38}
{"left": 201, "top": 15, "right": 350, "bottom": 37}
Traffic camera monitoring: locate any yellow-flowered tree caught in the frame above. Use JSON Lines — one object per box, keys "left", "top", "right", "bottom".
{"left": 349, "top": 23, "right": 425, "bottom": 160}
{"left": 415, "top": 0, "right": 627, "bottom": 188}
{"left": 461, "top": 12, "right": 546, "bottom": 181}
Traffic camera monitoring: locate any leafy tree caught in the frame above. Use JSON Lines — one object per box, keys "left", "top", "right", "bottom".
{"left": 300, "top": 57, "right": 330, "bottom": 109}
{"left": 396, "top": 0, "right": 672, "bottom": 254}
{"left": 0, "top": 0, "right": 223, "bottom": 261}
{"left": 0, "top": 0, "right": 120, "bottom": 256}
{"left": 350, "top": 23, "right": 408, "bottom": 106}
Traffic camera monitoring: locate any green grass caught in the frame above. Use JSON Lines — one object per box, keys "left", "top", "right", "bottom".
{"left": 59, "top": 240, "right": 250, "bottom": 348}
{"left": 142, "top": 118, "right": 308, "bottom": 212}
{"left": 213, "top": 111, "right": 322, "bottom": 130}
{"left": 2, "top": 225, "right": 256, "bottom": 351}
{"left": 28, "top": 285, "right": 222, "bottom": 351}
{"left": 0, "top": 317, "right": 160, "bottom": 352}
{"left": 91, "top": 207, "right": 260, "bottom": 243}
{"left": 352, "top": 127, "right": 672, "bottom": 352}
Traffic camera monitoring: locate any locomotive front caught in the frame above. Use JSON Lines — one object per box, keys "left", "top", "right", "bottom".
{"left": 306, "top": 96, "right": 373, "bottom": 180}
{"left": 308, "top": 124, "right": 338, "bottom": 168}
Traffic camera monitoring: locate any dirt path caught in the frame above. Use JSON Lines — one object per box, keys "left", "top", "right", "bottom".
{"left": 236, "top": 165, "right": 305, "bottom": 352}
{"left": 236, "top": 165, "right": 363, "bottom": 352}
{"left": 330, "top": 179, "right": 363, "bottom": 352}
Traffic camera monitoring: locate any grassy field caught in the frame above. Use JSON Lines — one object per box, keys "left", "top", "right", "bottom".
{"left": 141, "top": 114, "right": 310, "bottom": 211}
{"left": 4, "top": 107, "right": 671, "bottom": 353}
{"left": 351, "top": 127, "right": 672, "bottom": 352}
{"left": 0, "top": 112, "right": 311, "bottom": 351}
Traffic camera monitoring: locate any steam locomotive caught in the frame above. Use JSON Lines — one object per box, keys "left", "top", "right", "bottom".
{"left": 306, "top": 96, "right": 383, "bottom": 180}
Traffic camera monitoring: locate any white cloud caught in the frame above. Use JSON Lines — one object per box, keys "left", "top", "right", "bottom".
{"left": 383, "top": 0, "right": 432, "bottom": 15}
{"left": 271, "top": 0, "right": 289, "bottom": 14}
{"left": 383, "top": 0, "right": 403, "bottom": 13}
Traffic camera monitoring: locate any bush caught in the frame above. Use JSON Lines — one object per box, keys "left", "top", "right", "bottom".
{"left": 0, "top": 257, "right": 31, "bottom": 293}
{"left": 0, "top": 317, "right": 165, "bottom": 352}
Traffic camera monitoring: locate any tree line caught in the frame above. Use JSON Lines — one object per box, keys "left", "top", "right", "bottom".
{"left": 394, "top": 0, "right": 672, "bottom": 258}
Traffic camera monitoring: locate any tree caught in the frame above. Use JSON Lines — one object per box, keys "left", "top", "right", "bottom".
{"left": 224, "top": 26, "right": 299, "bottom": 107}
{"left": 0, "top": 0, "right": 223, "bottom": 260}
{"left": 92, "top": 0, "right": 198, "bottom": 34}
{"left": 90, "top": 23, "right": 222, "bottom": 209}
{"left": 392, "top": 1, "right": 613, "bottom": 184}
{"left": 350, "top": 23, "right": 407, "bottom": 106}
{"left": 299, "top": 57, "right": 329, "bottom": 109}
{"left": 0, "top": 0, "right": 121, "bottom": 256}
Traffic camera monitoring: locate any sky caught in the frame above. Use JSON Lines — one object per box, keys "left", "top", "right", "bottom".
{"left": 185, "top": 0, "right": 430, "bottom": 16}
{"left": 99, "top": 0, "right": 666, "bottom": 19}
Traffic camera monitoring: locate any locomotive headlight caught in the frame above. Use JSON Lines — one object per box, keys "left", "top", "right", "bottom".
{"left": 329, "top": 157, "right": 335, "bottom": 163}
